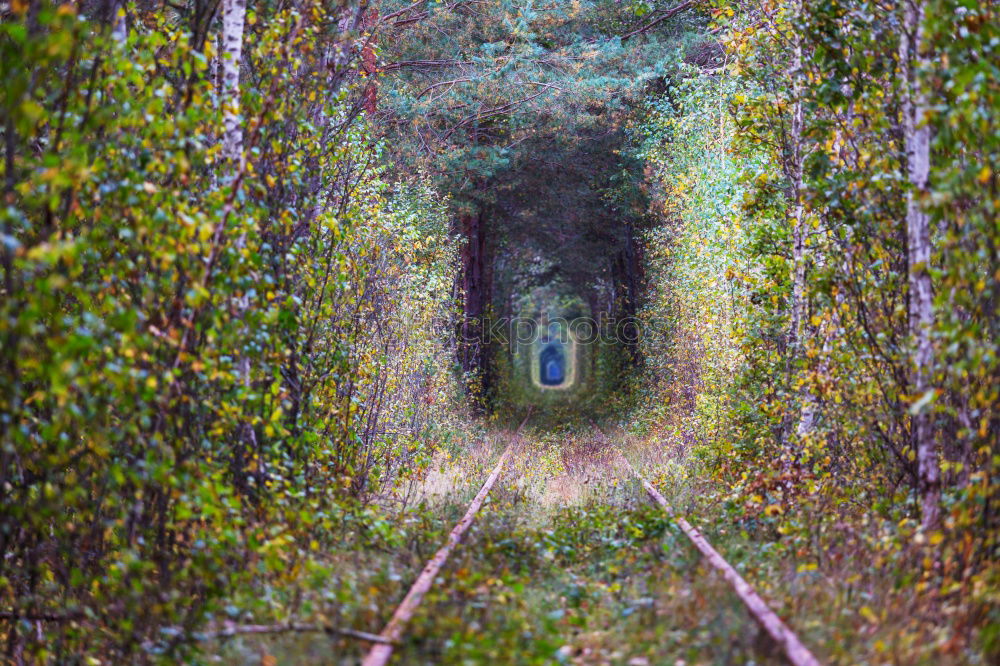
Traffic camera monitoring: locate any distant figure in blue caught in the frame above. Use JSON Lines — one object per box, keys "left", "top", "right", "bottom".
{"left": 540, "top": 343, "right": 565, "bottom": 386}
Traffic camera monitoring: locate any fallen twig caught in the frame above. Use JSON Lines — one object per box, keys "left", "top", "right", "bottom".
{"left": 0, "top": 611, "right": 83, "bottom": 622}
{"left": 189, "top": 621, "right": 392, "bottom": 644}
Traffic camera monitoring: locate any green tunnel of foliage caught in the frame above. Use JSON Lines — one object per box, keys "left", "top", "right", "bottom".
{"left": 1, "top": 0, "right": 998, "bottom": 662}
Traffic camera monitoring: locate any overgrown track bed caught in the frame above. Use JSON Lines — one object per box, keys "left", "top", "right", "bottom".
{"left": 620, "top": 454, "right": 821, "bottom": 666}
{"left": 593, "top": 418, "right": 821, "bottom": 666}
{"left": 362, "top": 409, "right": 534, "bottom": 666}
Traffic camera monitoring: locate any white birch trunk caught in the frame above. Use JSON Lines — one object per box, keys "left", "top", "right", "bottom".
{"left": 221, "top": 0, "right": 252, "bottom": 392}
{"left": 110, "top": 1, "right": 127, "bottom": 45}
{"left": 790, "top": 0, "right": 816, "bottom": 438}
{"left": 790, "top": 30, "right": 806, "bottom": 352}
{"left": 899, "top": 0, "right": 939, "bottom": 529}
{"left": 210, "top": 31, "right": 221, "bottom": 112}
{"left": 222, "top": 0, "right": 247, "bottom": 169}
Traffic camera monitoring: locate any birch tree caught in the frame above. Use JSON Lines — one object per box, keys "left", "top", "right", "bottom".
{"left": 110, "top": 0, "right": 127, "bottom": 45}
{"left": 789, "top": 0, "right": 816, "bottom": 438}
{"left": 222, "top": 0, "right": 247, "bottom": 168}
{"left": 899, "top": 0, "right": 938, "bottom": 529}
{"left": 221, "top": 0, "right": 252, "bottom": 410}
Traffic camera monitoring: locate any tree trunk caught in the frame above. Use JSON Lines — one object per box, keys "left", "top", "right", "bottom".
{"left": 790, "top": 14, "right": 806, "bottom": 355}
{"left": 789, "top": 0, "right": 816, "bottom": 438}
{"left": 460, "top": 212, "right": 489, "bottom": 379}
{"left": 361, "top": 8, "right": 379, "bottom": 116}
{"left": 110, "top": 0, "right": 127, "bottom": 45}
{"left": 221, "top": 0, "right": 257, "bottom": 493}
{"left": 899, "top": 0, "right": 939, "bottom": 529}
{"left": 222, "top": 0, "right": 246, "bottom": 168}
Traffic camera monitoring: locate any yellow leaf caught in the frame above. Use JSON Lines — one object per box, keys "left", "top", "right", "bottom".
{"left": 859, "top": 606, "right": 878, "bottom": 624}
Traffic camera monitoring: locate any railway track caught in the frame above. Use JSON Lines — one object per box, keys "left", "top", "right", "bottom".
{"left": 620, "top": 455, "right": 820, "bottom": 665}
{"left": 594, "top": 421, "right": 821, "bottom": 666}
{"left": 363, "top": 415, "right": 821, "bottom": 666}
{"left": 362, "top": 408, "right": 534, "bottom": 666}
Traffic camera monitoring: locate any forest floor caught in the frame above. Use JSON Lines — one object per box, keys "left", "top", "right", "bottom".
{"left": 208, "top": 418, "right": 965, "bottom": 665}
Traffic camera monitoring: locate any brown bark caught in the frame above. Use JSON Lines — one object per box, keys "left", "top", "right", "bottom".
{"left": 459, "top": 211, "right": 491, "bottom": 380}
{"left": 362, "top": 8, "right": 379, "bottom": 115}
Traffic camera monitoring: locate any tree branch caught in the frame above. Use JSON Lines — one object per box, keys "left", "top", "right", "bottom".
{"left": 417, "top": 78, "right": 473, "bottom": 98}
{"left": 0, "top": 614, "right": 391, "bottom": 645}
{"left": 442, "top": 90, "right": 548, "bottom": 139}
{"left": 381, "top": 59, "right": 473, "bottom": 72}
{"left": 188, "top": 621, "right": 394, "bottom": 644}
{"left": 0, "top": 611, "right": 82, "bottom": 622}
{"left": 621, "top": 0, "right": 699, "bottom": 42}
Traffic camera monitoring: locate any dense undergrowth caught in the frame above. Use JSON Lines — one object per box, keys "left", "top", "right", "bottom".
{"left": 1, "top": 2, "right": 465, "bottom": 660}
{"left": 626, "top": 1, "right": 999, "bottom": 660}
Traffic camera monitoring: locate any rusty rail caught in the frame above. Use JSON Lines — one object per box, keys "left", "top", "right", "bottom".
{"left": 614, "top": 446, "right": 821, "bottom": 666}
{"left": 361, "top": 408, "right": 533, "bottom": 666}
{"left": 584, "top": 417, "right": 819, "bottom": 665}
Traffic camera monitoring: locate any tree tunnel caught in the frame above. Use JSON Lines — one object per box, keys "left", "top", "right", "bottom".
{"left": 454, "top": 127, "right": 648, "bottom": 411}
